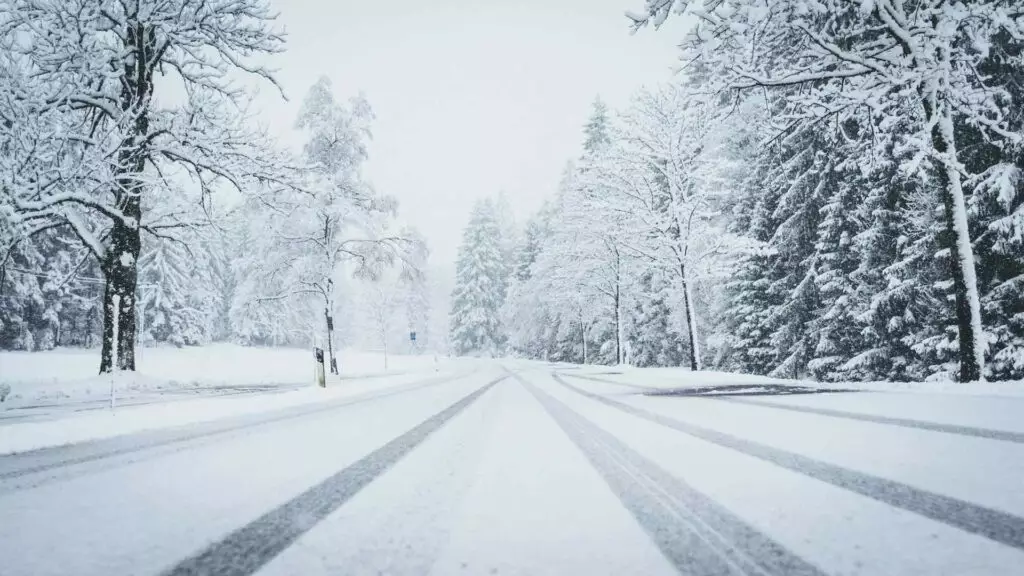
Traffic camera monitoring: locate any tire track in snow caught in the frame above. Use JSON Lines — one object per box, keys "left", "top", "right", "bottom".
{"left": 0, "top": 371, "right": 470, "bottom": 487}
{"left": 517, "top": 373, "right": 826, "bottom": 576}
{"left": 557, "top": 371, "right": 655, "bottom": 392}
{"left": 553, "top": 373, "right": 1024, "bottom": 552}
{"left": 161, "top": 375, "right": 504, "bottom": 576}
{"left": 714, "top": 396, "right": 1024, "bottom": 444}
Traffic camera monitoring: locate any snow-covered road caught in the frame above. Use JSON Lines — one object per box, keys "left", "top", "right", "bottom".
{"left": 2, "top": 363, "right": 1023, "bottom": 575}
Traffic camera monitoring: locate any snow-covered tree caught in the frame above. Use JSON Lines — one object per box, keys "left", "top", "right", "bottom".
{"left": 510, "top": 162, "right": 634, "bottom": 365}
{"left": 629, "top": 0, "right": 1024, "bottom": 381}
{"left": 0, "top": 0, "right": 288, "bottom": 372}
{"left": 580, "top": 83, "right": 755, "bottom": 369}
{"left": 363, "top": 272, "right": 403, "bottom": 370}
{"left": 449, "top": 199, "right": 506, "bottom": 356}
{"left": 584, "top": 96, "right": 612, "bottom": 154}
{"left": 234, "top": 78, "right": 419, "bottom": 372}
{"left": 137, "top": 231, "right": 217, "bottom": 347}
{"left": 504, "top": 208, "right": 555, "bottom": 359}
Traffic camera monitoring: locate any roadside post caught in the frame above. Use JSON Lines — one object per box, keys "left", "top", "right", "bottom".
{"left": 110, "top": 294, "right": 120, "bottom": 409}
{"left": 314, "top": 347, "right": 326, "bottom": 388}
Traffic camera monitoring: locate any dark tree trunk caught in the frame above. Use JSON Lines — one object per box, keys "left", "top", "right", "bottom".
{"left": 680, "top": 263, "right": 700, "bottom": 372}
{"left": 325, "top": 306, "right": 338, "bottom": 375}
{"left": 99, "top": 20, "right": 154, "bottom": 374}
{"left": 99, "top": 226, "right": 140, "bottom": 373}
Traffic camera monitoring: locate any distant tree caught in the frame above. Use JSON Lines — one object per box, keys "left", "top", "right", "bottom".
{"left": 582, "top": 85, "right": 747, "bottom": 369}
{"left": 235, "top": 78, "right": 418, "bottom": 372}
{"left": 628, "top": 269, "right": 685, "bottom": 367}
{"left": 449, "top": 199, "right": 506, "bottom": 356}
{"left": 138, "top": 231, "right": 217, "bottom": 347}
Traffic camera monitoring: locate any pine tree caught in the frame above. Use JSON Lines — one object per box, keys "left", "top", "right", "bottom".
{"left": 449, "top": 199, "right": 506, "bottom": 356}
{"left": 138, "top": 233, "right": 217, "bottom": 347}
{"left": 583, "top": 97, "right": 611, "bottom": 155}
{"left": 627, "top": 269, "right": 685, "bottom": 367}
{"left": 959, "top": 31, "right": 1024, "bottom": 380}
{"left": 807, "top": 152, "right": 868, "bottom": 381}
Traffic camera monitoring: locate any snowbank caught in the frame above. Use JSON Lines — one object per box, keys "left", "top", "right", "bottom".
{"left": 0, "top": 368, "right": 459, "bottom": 455}
{"left": 560, "top": 364, "right": 1024, "bottom": 397}
{"left": 0, "top": 344, "right": 447, "bottom": 403}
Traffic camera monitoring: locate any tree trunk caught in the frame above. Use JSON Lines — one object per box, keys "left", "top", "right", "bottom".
{"left": 100, "top": 223, "right": 140, "bottom": 373}
{"left": 324, "top": 306, "right": 337, "bottom": 375}
{"left": 923, "top": 92, "right": 985, "bottom": 382}
{"left": 614, "top": 283, "right": 622, "bottom": 365}
{"left": 580, "top": 313, "right": 588, "bottom": 365}
{"left": 680, "top": 263, "right": 701, "bottom": 371}
{"left": 99, "top": 20, "right": 153, "bottom": 374}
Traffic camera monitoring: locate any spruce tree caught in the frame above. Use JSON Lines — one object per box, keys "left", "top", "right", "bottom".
{"left": 449, "top": 199, "right": 506, "bottom": 356}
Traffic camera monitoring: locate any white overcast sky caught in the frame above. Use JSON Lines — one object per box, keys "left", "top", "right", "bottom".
{"left": 252, "top": 0, "right": 685, "bottom": 266}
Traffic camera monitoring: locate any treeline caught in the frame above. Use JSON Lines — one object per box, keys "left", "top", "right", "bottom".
{"left": 453, "top": 1, "right": 1024, "bottom": 382}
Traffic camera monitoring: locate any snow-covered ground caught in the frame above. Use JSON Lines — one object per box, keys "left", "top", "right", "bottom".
{"left": 0, "top": 344, "right": 447, "bottom": 403}
{"left": 3, "top": 361, "right": 1024, "bottom": 575}
{"left": 0, "top": 367, "right": 462, "bottom": 456}
{"left": 0, "top": 370, "right": 496, "bottom": 576}
{"left": 562, "top": 363, "right": 1024, "bottom": 397}
{"left": 0, "top": 344, "right": 456, "bottom": 453}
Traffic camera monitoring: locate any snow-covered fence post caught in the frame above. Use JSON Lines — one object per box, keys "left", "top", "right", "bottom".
{"left": 109, "top": 294, "right": 120, "bottom": 409}
{"left": 138, "top": 293, "right": 145, "bottom": 366}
